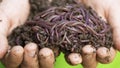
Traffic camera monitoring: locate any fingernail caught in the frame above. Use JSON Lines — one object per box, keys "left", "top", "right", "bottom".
{"left": 25, "top": 43, "right": 38, "bottom": 57}
{"left": 29, "top": 47, "right": 38, "bottom": 58}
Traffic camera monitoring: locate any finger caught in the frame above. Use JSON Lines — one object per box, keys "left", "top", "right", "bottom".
{"left": 65, "top": 53, "right": 82, "bottom": 66}
{"left": 4, "top": 46, "right": 24, "bottom": 68}
{"left": 96, "top": 47, "right": 116, "bottom": 64}
{"left": 20, "top": 43, "right": 39, "bottom": 68}
{"left": 81, "top": 45, "right": 97, "bottom": 68}
{"left": 107, "top": 3, "right": 120, "bottom": 51}
{"left": 39, "top": 48, "right": 55, "bottom": 68}
{"left": 0, "top": 11, "right": 10, "bottom": 59}
{"left": 1, "top": 46, "right": 11, "bottom": 66}
{"left": 0, "top": 35, "right": 9, "bottom": 59}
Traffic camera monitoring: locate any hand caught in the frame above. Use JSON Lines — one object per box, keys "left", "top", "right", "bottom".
{"left": 0, "top": 0, "right": 55, "bottom": 68}
{"left": 58, "top": 0, "right": 119, "bottom": 68}
{"left": 0, "top": 0, "right": 30, "bottom": 59}
{"left": 1, "top": 0, "right": 119, "bottom": 68}
{"left": 68, "top": 0, "right": 119, "bottom": 68}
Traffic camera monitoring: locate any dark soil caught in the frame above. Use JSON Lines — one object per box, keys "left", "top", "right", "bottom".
{"left": 8, "top": 2, "right": 113, "bottom": 55}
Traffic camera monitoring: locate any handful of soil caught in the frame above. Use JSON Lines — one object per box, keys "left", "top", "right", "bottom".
{"left": 8, "top": 4, "right": 113, "bottom": 55}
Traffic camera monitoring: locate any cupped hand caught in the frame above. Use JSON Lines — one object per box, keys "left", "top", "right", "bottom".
{"left": 1, "top": 0, "right": 120, "bottom": 68}
{"left": 67, "top": 0, "right": 119, "bottom": 68}
{"left": 56, "top": 0, "right": 118, "bottom": 68}
{"left": 0, "top": 0, "right": 30, "bottom": 59}
{"left": 61, "top": 0, "right": 120, "bottom": 68}
{"left": 0, "top": 0, "right": 55, "bottom": 68}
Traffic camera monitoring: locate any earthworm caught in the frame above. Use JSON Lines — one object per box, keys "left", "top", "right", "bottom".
{"left": 8, "top": 4, "right": 113, "bottom": 54}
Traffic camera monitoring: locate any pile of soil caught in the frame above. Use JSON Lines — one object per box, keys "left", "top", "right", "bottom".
{"left": 7, "top": 4, "right": 113, "bottom": 55}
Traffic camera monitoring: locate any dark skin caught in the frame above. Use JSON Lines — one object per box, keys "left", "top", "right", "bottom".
{"left": 0, "top": 0, "right": 120, "bottom": 68}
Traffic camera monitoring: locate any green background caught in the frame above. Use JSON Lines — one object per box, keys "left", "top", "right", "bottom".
{"left": 0, "top": 52, "right": 120, "bottom": 68}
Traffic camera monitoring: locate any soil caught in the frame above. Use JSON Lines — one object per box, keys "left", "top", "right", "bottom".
{"left": 7, "top": 1, "right": 113, "bottom": 55}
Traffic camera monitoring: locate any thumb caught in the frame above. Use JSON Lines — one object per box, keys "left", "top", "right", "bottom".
{"left": 0, "top": 0, "right": 30, "bottom": 34}
{"left": 107, "top": 3, "right": 120, "bottom": 51}
{"left": 0, "top": 0, "right": 30, "bottom": 59}
{"left": 0, "top": 11, "right": 10, "bottom": 59}
{"left": 0, "top": 35, "right": 9, "bottom": 59}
